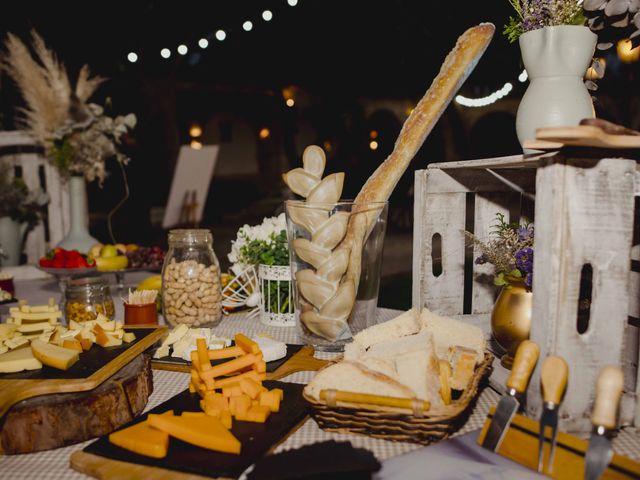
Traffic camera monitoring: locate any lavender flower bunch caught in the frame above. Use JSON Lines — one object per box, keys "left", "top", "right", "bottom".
{"left": 469, "top": 213, "right": 535, "bottom": 289}
{"left": 504, "top": 0, "right": 586, "bottom": 42}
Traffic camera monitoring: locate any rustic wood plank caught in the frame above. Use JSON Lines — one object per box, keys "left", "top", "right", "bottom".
{"left": 527, "top": 157, "right": 636, "bottom": 432}
{"left": 418, "top": 167, "right": 536, "bottom": 194}
{"left": 17, "top": 154, "right": 46, "bottom": 264}
{"left": 471, "top": 193, "right": 512, "bottom": 315}
{"left": 428, "top": 153, "right": 554, "bottom": 171}
{"left": 412, "top": 170, "right": 467, "bottom": 315}
{"left": 1, "top": 355, "right": 152, "bottom": 454}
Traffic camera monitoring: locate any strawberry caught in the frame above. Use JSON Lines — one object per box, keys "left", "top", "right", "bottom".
{"left": 52, "top": 258, "right": 65, "bottom": 268}
{"left": 39, "top": 258, "right": 53, "bottom": 268}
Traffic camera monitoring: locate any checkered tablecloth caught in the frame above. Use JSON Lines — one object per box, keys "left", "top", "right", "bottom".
{"left": 1, "top": 305, "right": 639, "bottom": 479}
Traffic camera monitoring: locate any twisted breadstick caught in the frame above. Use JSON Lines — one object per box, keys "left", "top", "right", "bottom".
{"left": 285, "top": 23, "right": 495, "bottom": 341}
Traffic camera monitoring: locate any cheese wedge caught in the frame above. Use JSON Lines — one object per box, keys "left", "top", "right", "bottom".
{"left": 0, "top": 324, "right": 17, "bottom": 340}
{"left": 31, "top": 339, "right": 79, "bottom": 370}
{"left": 147, "top": 413, "right": 241, "bottom": 454}
{"left": 162, "top": 324, "right": 189, "bottom": 347}
{"left": 123, "top": 332, "right": 136, "bottom": 343}
{"left": 0, "top": 346, "right": 43, "bottom": 373}
{"left": 109, "top": 411, "right": 173, "bottom": 458}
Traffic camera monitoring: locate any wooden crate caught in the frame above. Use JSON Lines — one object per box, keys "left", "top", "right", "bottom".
{"left": 0, "top": 131, "right": 70, "bottom": 263}
{"left": 413, "top": 152, "right": 640, "bottom": 433}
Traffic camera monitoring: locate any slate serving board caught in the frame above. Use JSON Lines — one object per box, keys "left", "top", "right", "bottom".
{"left": 152, "top": 344, "right": 303, "bottom": 374}
{"left": 82, "top": 380, "right": 309, "bottom": 479}
{"left": 0, "top": 328, "right": 158, "bottom": 380}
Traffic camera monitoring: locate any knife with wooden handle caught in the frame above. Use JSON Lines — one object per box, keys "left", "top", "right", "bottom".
{"left": 537, "top": 356, "right": 568, "bottom": 473}
{"left": 584, "top": 366, "right": 624, "bottom": 480}
{"left": 481, "top": 340, "right": 540, "bottom": 451}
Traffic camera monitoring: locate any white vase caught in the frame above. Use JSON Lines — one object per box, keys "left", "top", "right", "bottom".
{"left": 516, "top": 25, "right": 597, "bottom": 148}
{"left": 0, "top": 216, "right": 27, "bottom": 266}
{"left": 57, "top": 176, "right": 98, "bottom": 253}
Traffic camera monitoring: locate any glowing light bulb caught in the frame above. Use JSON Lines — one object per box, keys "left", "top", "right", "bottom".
{"left": 216, "top": 30, "right": 226, "bottom": 41}
{"left": 177, "top": 44, "right": 188, "bottom": 55}
{"left": 160, "top": 48, "right": 171, "bottom": 59}
{"left": 286, "top": 98, "right": 295, "bottom": 107}
{"left": 287, "top": 0, "right": 299, "bottom": 5}
{"left": 259, "top": 128, "right": 270, "bottom": 139}
{"left": 127, "top": 52, "right": 138, "bottom": 63}
{"left": 369, "top": 140, "right": 378, "bottom": 150}
{"left": 189, "top": 123, "right": 203, "bottom": 138}
{"left": 262, "top": 10, "right": 273, "bottom": 21}
{"left": 198, "top": 38, "right": 209, "bottom": 49}
{"left": 243, "top": 21, "right": 253, "bottom": 31}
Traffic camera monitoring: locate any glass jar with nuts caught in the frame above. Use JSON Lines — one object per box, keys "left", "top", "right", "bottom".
{"left": 161, "top": 229, "right": 222, "bottom": 327}
{"left": 64, "top": 276, "right": 115, "bottom": 323}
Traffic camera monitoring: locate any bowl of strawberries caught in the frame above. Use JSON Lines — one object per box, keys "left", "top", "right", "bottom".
{"left": 38, "top": 248, "right": 96, "bottom": 274}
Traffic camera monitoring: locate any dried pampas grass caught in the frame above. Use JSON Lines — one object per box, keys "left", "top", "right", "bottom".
{"left": 2, "top": 30, "right": 105, "bottom": 142}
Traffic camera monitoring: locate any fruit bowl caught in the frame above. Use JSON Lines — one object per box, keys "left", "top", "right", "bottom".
{"left": 36, "top": 266, "right": 97, "bottom": 277}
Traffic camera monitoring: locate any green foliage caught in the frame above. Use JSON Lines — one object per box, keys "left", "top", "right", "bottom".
{"left": 504, "top": 16, "right": 524, "bottom": 43}
{"left": 239, "top": 230, "right": 289, "bottom": 267}
{"left": 0, "top": 162, "right": 47, "bottom": 227}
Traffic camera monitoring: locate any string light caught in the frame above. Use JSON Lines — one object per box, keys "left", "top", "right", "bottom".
{"left": 189, "top": 123, "right": 203, "bottom": 138}
{"left": 369, "top": 130, "right": 378, "bottom": 139}
{"left": 128, "top": 4, "right": 297, "bottom": 62}
{"left": 455, "top": 70, "right": 527, "bottom": 108}
{"left": 259, "top": 127, "right": 270, "bottom": 139}
{"left": 286, "top": 98, "right": 295, "bottom": 107}
{"left": 190, "top": 140, "right": 203, "bottom": 149}
{"left": 369, "top": 140, "right": 378, "bottom": 150}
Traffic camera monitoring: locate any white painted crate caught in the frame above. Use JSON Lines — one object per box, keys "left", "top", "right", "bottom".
{"left": 0, "top": 131, "right": 70, "bottom": 263}
{"left": 413, "top": 152, "right": 640, "bottom": 434}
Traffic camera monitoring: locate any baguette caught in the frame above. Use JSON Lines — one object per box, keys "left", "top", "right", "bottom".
{"left": 339, "top": 23, "right": 496, "bottom": 290}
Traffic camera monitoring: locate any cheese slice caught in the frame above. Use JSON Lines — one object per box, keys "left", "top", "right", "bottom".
{"left": 17, "top": 322, "right": 56, "bottom": 333}
{"left": 109, "top": 411, "right": 173, "bottom": 458}
{"left": 162, "top": 324, "right": 189, "bottom": 347}
{"left": 31, "top": 339, "right": 79, "bottom": 370}
{"left": 0, "top": 346, "right": 43, "bottom": 373}
{"left": 153, "top": 345, "right": 170, "bottom": 359}
{"left": 5, "top": 336, "right": 29, "bottom": 350}
{"left": 147, "top": 413, "right": 241, "bottom": 454}
{"left": 123, "top": 332, "right": 136, "bottom": 343}
{"left": 9, "top": 311, "right": 62, "bottom": 324}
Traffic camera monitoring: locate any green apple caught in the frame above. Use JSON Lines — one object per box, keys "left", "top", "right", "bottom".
{"left": 100, "top": 244, "right": 119, "bottom": 258}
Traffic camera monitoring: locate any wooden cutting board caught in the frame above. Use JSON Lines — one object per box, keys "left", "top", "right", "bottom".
{"left": 72, "top": 380, "right": 309, "bottom": 480}
{"left": 0, "top": 325, "right": 166, "bottom": 420}
{"left": 477, "top": 410, "right": 640, "bottom": 479}
{"left": 523, "top": 124, "right": 640, "bottom": 151}
{"left": 152, "top": 344, "right": 329, "bottom": 380}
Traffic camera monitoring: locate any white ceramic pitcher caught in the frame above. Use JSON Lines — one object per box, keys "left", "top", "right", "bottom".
{"left": 516, "top": 25, "right": 597, "bottom": 147}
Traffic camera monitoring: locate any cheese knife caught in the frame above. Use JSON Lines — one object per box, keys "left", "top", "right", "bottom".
{"left": 537, "top": 356, "right": 568, "bottom": 473}
{"left": 584, "top": 366, "right": 624, "bottom": 480}
{"left": 481, "top": 340, "right": 540, "bottom": 452}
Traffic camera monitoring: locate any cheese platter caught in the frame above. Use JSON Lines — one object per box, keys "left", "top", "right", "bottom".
{"left": 0, "top": 313, "right": 167, "bottom": 454}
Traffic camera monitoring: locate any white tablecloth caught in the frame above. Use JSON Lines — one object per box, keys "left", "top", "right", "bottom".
{"left": 1, "top": 274, "right": 638, "bottom": 479}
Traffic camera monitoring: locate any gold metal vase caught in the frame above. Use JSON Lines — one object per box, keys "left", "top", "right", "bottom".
{"left": 491, "top": 277, "right": 533, "bottom": 369}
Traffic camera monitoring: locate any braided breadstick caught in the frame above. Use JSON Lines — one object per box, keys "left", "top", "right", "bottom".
{"left": 285, "top": 23, "right": 495, "bottom": 341}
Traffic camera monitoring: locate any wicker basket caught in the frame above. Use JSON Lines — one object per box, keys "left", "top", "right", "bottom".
{"left": 303, "top": 352, "right": 494, "bottom": 445}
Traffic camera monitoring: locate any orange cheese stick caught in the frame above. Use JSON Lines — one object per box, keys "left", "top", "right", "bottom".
{"left": 234, "top": 334, "right": 260, "bottom": 354}
{"left": 148, "top": 413, "right": 241, "bottom": 454}
{"left": 196, "top": 338, "right": 211, "bottom": 371}
{"left": 200, "top": 353, "right": 259, "bottom": 380}
{"left": 213, "top": 370, "right": 266, "bottom": 388}
{"left": 252, "top": 360, "right": 267, "bottom": 374}
{"left": 208, "top": 346, "right": 244, "bottom": 360}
